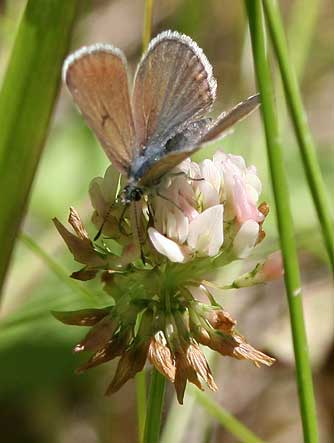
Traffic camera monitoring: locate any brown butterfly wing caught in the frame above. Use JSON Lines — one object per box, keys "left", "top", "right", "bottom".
{"left": 138, "top": 119, "right": 210, "bottom": 186}
{"left": 200, "top": 94, "right": 260, "bottom": 143}
{"left": 63, "top": 44, "right": 135, "bottom": 175}
{"left": 132, "top": 31, "right": 217, "bottom": 154}
{"left": 138, "top": 95, "right": 260, "bottom": 186}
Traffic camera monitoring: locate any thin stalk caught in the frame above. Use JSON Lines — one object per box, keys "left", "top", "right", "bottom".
{"left": 135, "top": 371, "right": 147, "bottom": 443}
{"left": 143, "top": 368, "right": 166, "bottom": 443}
{"left": 140, "top": 5, "right": 159, "bottom": 441}
{"left": 0, "top": 0, "right": 79, "bottom": 296}
{"left": 263, "top": 0, "right": 334, "bottom": 271}
{"left": 142, "top": 0, "right": 154, "bottom": 52}
{"left": 245, "top": 2, "right": 319, "bottom": 443}
{"left": 192, "top": 389, "right": 266, "bottom": 443}
{"left": 287, "top": 0, "right": 320, "bottom": 80}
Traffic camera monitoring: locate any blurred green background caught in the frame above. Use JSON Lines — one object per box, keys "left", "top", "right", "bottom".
{"left": 0, "top": 0, "right": 333, "bottom": 442}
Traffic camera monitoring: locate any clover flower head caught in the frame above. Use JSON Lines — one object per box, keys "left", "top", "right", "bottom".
{"left": 148, "top": 152, "right": 266, "bottom": 262}
{"left": 54, "top": 149, "right": 279, "bottom": 403}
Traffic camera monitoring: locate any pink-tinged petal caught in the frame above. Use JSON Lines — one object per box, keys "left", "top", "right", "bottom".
{"left": 174, "top": 158, "right": 192, "bottom": 175}
{"left": 245, "top": 183, "right": 260, "bottom": 206}
{"left": 233, "top": 177, "right": 263, "bottom": 224}
{"left": 188, "top": 160, "right": 201, "bottom": 180}
{"left": 229, "top": 153, "right": 246, "bottom": 171}
{"left": 233, "top": 219, "right": 259, "bottom": 258}
{"left": 212, "top": 150, "right": 226, "bottom": 171}
{"left": 167, "top": 211, "right": 189, "bottom": 244}
{"left": 246, "top": 172, "right": 262, "bottom": 198}
{"left": 188, "top": 205, "right": 224, "bottom": 257}
{"left": 196, "top": 181, "right": 220, "bottom": 209}
{"left": 200, "top": 159, "right": 221, "bottom": 192}
{"left": 178, "top": 194, "right": 199, "bottom": 222}
{"left": 154, "top": 196, "right": 190, "bottom": 244}
{"left": 148, "top": 228, "right": 186, "bottom": 263}
{"left": 260, "top": 251, "right": 284, "bottom": 281}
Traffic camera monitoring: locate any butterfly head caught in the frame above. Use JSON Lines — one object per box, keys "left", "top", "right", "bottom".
{"left": 121, "top": 184, "right": 144, "bottom": 204}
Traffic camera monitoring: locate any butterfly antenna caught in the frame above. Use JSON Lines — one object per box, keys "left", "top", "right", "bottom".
{"left": 168, "top": 171, "right": 204, "bottom": 182}
{"left": 118, "top": 204, "right": 130, "bottom": 236}
{"left": 94, "top": 204, "right": 115, "bottom": 241}
{"left": 94, "top": 220, "right": 107, "bottom": 240}
{"left": 140, "top": 246, "right": 146, "bottom": 265}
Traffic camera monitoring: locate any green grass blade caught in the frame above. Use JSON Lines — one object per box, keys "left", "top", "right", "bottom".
{"left": 0, "top": 0, "right": 79, "bottom": 296}
{"left": 136, "top": 371, "right": 147, "bottom": 443}
{"left": 263, "top": 0, "right": 334, "bottom": 271}
{"left": 143, "top": 368, "right": 166, "bottom": 443}
{"left": 192, "top": 389, "right": 266, "bottom": 443}
{"left": 162, "top": 388, "right": 267, "bottom": 443}
{"left": 142, "top": 0, "right": 154, "bottom": 52}
{"left": 245, "top": 2, "right": 319, "bottom": 442}
{"left": 287, "top": 0, "right": 320, "bottom": 80}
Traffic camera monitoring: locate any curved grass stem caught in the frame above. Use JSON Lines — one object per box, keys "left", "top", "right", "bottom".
{"left": 245, "top": 2, "right": 319, "bottom": 442}
{"left": 192, "top": 389, "right": 266, "bottom": 443}
{"left": 263, "top": 0, "right": 334, "bottom": 272}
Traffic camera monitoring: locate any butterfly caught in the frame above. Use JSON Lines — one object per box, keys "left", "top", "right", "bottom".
{"left": 63, "top": 30, "right": 259, "bottom": 248}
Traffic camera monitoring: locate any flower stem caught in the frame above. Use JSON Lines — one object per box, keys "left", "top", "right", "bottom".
{"left": 143, "top": 368, "right": 166, "bottom": 443}
{"left": 135, "top": 371, "right": 147, "bottom": 443}
{"left": 245, "top": 2, "right": 319, "bottom": 443}
{"left": 142, "top": 0, "right": 154, "bottom": 52}
{"left": 140, "top": 5, "right": 160, "bottom": 441}
{"left": 263, "top": 0, "right": 334, "bottom": 272}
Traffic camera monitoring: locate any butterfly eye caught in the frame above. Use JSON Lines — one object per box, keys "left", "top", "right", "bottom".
{"left": 132, "top": 188, "right": 143, "bottom": 202}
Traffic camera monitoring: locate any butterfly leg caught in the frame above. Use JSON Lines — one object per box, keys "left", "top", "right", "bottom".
{"left": 94, "top": 208, "right": 113, "bottom": 241}
{"left": 156, "top": 191, "right": 183, "bottom": 212}
{"left": 168, "top": 171, "right": 204, "bottom": 182}
{"left": 94, "top": 201, "right": 124, "bottom": 241}
{"left": 129, "top": 201, "right": 147, "bottom": 264}
{"left": 118, "top": 204, "right": 130, "bottom": 236}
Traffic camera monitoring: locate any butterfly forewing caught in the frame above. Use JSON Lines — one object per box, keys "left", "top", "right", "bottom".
{"left": 132, "top": 31, "right": 217, "bottom": 153}
{"left": 63, "top": 45, "right": 135, "bottom": 175}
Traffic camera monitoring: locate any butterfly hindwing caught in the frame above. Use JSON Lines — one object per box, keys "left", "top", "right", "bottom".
{"left": 137, "top": 119, "right": 210, "bottom": 186}
{"left": 200, "top": 94, "right": 260, "bottom": 144}
{"left": 137, "top": 95, "right": 260, "bottom": 186}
